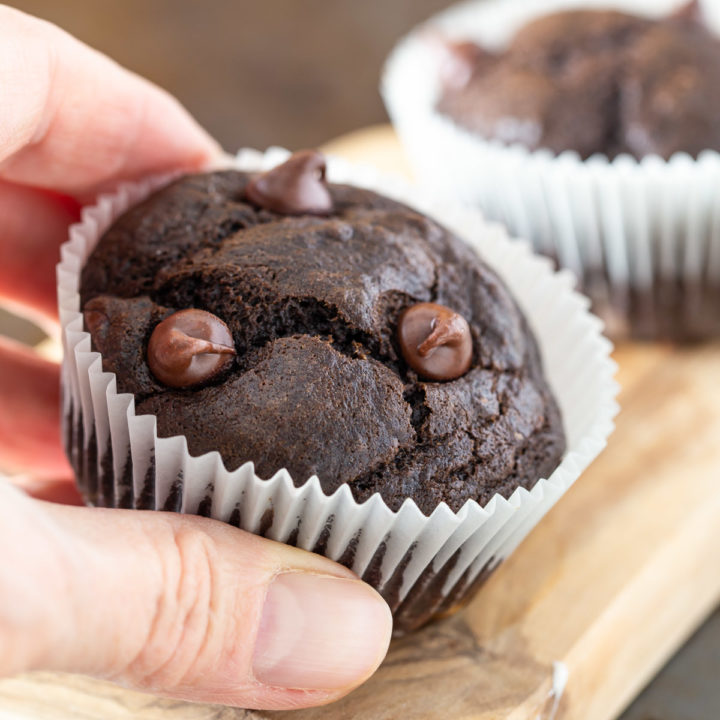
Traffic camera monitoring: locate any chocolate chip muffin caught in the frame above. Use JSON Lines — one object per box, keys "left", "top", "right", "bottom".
{"left": 437, "top": 2, "right": 720, "bottom": 159}
{"left": 79, "top": 151, "right": 565, "bottom": 515}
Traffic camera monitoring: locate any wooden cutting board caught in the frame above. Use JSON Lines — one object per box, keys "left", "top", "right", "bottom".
{"left": 1, "top": 127, "right": 719, "bottom": 720}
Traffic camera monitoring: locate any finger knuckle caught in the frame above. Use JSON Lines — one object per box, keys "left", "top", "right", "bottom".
{"left": 124, "top": 523, "right": 224, "bottom": 689}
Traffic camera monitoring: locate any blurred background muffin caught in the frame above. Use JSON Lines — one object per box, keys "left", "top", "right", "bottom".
{"left": 436, "top": 5, "right": 720, "bottom": 159}
{"left": 383, "top": 0, "right": 720, "bottom": 342}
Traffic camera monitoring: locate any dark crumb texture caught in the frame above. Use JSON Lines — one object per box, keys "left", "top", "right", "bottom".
{"left": 437, "top": 8, "right": 720, "bottom": 159}
{"left": 80, "top": 171, "right": 565, "bottom": 514}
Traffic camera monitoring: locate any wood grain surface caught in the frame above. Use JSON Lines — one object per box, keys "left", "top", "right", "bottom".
{"left": 1, "top": 128, "right": 718, "bottom": 720}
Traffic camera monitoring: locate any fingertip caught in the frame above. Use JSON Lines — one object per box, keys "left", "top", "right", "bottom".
{"left": 0, "top": 10, "right": 225, "bottom": 194}
{"left": 126, "top": 80, "right": 225, "bottom": 175}
{"left": 252, "top": 573, "right": 392, "bottom": 694}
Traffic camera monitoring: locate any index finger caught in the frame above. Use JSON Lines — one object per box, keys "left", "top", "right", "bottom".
{"left": 0, "top": 5, "right": 222, "bottom": 196}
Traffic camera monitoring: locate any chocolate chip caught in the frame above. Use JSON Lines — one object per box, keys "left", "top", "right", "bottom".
{"left": 397, "top": 302, "right": 472, "bottom": 381}
{"left": 245, "top": 150, "right": 334, "bottom": 216}
{"left": 147, "top": 309, "right": 236, "bottom": 388}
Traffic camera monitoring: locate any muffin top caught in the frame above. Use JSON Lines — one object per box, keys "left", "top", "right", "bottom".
{"left": 80, "top": 151, "right": 565, "bottom": 514}
{"left": 436, "top": 3, "right": 720, "bottom": 159}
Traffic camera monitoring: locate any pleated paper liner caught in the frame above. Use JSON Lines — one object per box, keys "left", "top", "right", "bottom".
{"left": 382, "top": 0, "right": 720, "bottom": 341}
{"left": 59, "top": 148, "right": 618, "bottom": 634}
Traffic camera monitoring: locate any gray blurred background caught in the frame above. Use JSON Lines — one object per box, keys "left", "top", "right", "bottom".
{"left": 2, "top": 2, "right": 719, "bottom": 718}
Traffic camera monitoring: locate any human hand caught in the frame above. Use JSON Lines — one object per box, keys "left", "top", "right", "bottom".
{"left": 0, "top": 6, "right": 392, "bottom": 710}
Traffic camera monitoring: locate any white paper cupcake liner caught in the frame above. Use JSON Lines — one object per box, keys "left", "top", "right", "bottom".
{"left": 58, "top": 148, "right": 617, "bottom": 633}
{"left": 382, "top": 0, "right": 720, "bottom": 341}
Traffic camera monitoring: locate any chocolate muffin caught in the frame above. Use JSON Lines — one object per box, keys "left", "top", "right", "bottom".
{"left": 78, "top": 151, "right": 565, "bottom": 515}
{"left": 437, "top": 3, "right": 720, "bottom": 159}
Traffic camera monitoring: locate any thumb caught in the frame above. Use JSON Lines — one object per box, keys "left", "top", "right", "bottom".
{"left": 0, "top": 481, "right": 392, "bottom": 710}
